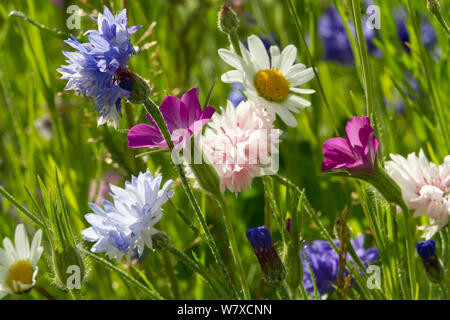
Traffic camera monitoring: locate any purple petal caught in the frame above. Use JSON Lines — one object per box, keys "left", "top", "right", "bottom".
{"left": 127, "top": 123, "right": 167, "bottom": 148}
{"left": 345, "top": 116, "right": 371, "bottom": 150}
{"left": 321, "top": 137, "right": 357, "bottom": 171}
{"left": 181, "top": 87, "right": 202, "bottom": 119}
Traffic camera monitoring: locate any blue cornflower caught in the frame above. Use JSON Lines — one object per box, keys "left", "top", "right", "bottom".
{"left": 318, "top": 7, "right": 381, "bottom": 65}
{"left": 301, "top": 234, "right": 379, "bottom": 298}
{"left": 394, "top": 8, "right": 437, "bottom": 53}
{"left": 228, "top": 82, "right": 245, "bottom": 107}
{"left": 81, "top": 169, "right": 174, "bottom": 262}
{"left": 246, "top": 226, "right": 286, "bottom": 285}
{"left": 58, "top": 6, "right": 141, "bottom": 129}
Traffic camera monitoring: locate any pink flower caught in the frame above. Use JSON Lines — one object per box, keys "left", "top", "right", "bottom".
{"left": 201, "top": 100, "right": 281, "bottom": 195}
{"left": 322, "top": 116, "right": 379, "bottom": 174}
{"left": 385, "top": 150, "right": 450, "bottom": 239}
{"left": 127, "top": 88, "right": 215, "bottom": 149}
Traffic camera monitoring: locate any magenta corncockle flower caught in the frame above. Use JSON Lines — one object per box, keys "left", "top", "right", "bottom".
{"left": 322, "top": 116, "right": 379, "bottom": 174}
{"left": 127, "top": 87, "right": 215, "bottom": 149}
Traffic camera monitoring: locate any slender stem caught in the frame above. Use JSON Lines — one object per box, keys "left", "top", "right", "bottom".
{"left": 432, "top": 10, "right": 450, "bottom": 37}
{"left": 168, "top": 244, "right": 228, "bottom": 298}
{"left": 143, "top": 98, "right": 238, "bottom": 299}
{"left": 400, "top": 203, "right": 417, "bottom": 300}
{"left": 217, "top": 196, "right": 251, "bottom": 299}
{"left": 34, "top": 283, "right": 56, "bottom": 300}
{"left": 287, "top": 0, "right": 338, "bottom": 136}
{"left": 161, "top": 251, "right": 180, "bottom": 299}
{"left": 279, "top": 281, "right": 292, "bottom": 300}
{"left": 350, "top": 0, "right": 376, "bottom": 122}
{"left": 228, "top": 32, "right": 242, "bottom": 56}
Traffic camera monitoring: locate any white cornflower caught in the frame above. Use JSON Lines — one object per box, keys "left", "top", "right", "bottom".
{"left": 201, "top": 100, "right": 282, "bottom": 195}
{"left": 385, "top": 150, "right": 450, "bottom": 239}
{"left": 0, "top": 224, "right": 43, "bottom": 299}
{"left": 82, "top": 169, "right": 174, "bottom": 261}
{"left": 219, "top": 35, "right": 315, "bottom": 127}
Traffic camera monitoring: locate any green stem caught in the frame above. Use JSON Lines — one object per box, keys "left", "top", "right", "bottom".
{"left": 81, "top": 248, "right": 163, "bottom": 299}
{"left": 161, "top": 251, "right": 180, "bottom": 299}
{"left": 350, "top": 0, "right": 376, "bottom": 121}
{"left": 432, "top": 10, "right": 450, "bottom": 37}
{"left": 34, "top": 283, "right": 56, "bottom": 300}
{"left": 168, "top": 244, "right": 228, "bottom": 298}
{"left": 143, "top": 98, "right": 238, "bottom": 299}
{"left": 279, "top": 281, "right": 292, "bottom": 300}
{"left": 228, "top": 32, "right": 242, "bottom": 56}
{"left": 217, "top": 196, "right": 251, "bottom": 299}
{"left": 287, "top": 0, "right": 338, "bottom": 136}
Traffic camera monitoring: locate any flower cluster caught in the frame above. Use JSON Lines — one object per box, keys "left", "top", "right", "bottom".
{"left": 201, "top": 100, "right": 281, "bottom": 194}
{"left": 58, "top": 7, "right": 141, "bottom": 128}
{"left": 301, "top": 235, "right": 379, "bottom": 298}
{"left": 385, "top": 150, "right": 450, "bottom": 239}
{"left": 82, "top": 169, "right": 174, "bottom": 261}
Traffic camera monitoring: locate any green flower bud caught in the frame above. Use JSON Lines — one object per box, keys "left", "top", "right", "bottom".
{"left": 122, "top": 71, "right": 152, "bottom": 105}
{"left": 218, "top": 5, "right": 239, "bottom": 35}
{"left": 185, "top": 136, "right": 222, "bottom": 198}
{"left": 427, "top": 0, "right": 440, "bottom": 15}
{"left": 52, "top": 246, "right": 86, "bottom": 289}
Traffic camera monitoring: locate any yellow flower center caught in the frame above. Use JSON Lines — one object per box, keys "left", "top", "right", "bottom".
{"left": 253, "top": 68, "right": 290, "bottom": 103}
{"left": 6, "top": 260, "right": 34, "bottom": 293}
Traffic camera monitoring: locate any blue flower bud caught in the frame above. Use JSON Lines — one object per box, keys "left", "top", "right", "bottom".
{"left": 246, "top": 226, "right": 286, "bottom": 285}
{"left": 416, "top": 240, "right": 445, "bottom": 283}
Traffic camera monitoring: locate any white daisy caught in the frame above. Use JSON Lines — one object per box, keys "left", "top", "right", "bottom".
{"left": 385, "top": 150, "right": 450, "bottom": 239}
{"left": 219, "top": 35, "right": 316, "bottom": 127}
{"left": 0, "top": 224, "right": 43, "bottom": 299}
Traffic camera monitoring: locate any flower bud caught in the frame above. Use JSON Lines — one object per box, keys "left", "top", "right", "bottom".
{"left": 52, "top": 246, "right": 86, "bottom": 289}
{"left": 120, "top": 71, "right": 152, "bottom": 105}
{"left": 416, "top": 240, "right": 445, "bottom": 283}
{"left": 246, "top": 226, "right": 286, "bottom": 285}
{"left": 186, "top": 136, "right": 222, "bottom": 199}
{"left": 218, "top": 5, "right": 239, "bottom": 35}
{"left": 427, "top": 0, "right": 440, "bottom": 15}
{"left": 151, "top": 231, "right": 171, "bottom": 252}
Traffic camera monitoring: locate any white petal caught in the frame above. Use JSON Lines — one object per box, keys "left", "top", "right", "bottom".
{"left": 218, "top": 48, "right": 242, "bottom": 70}
{"left": 3, "top": 238, "right": 17, "bottom": 263}
{"left": 276, "top": 106, "right": 298, "bottom": 127}
{"left": 288, "top": 68, "right": 315, "bottom": 86}
{"left": 286, "top": 94, "right": 311, "bottom": 108}
{"left": 14, "top": 224, "right": 30, "bottom": 260}
{"left": 247, "top": 35, "right": 270, "bottom": 70}
{"left": 290, "top": 87, "right": 315, "bottom": 94}
{"left": 270, "top": 46, "right": 281, "bottom": 70}
{"left": 280, "top": 45, "right": 297, "bottom": 74}
{"left": 221, "top": 70, "right": 244, "bottom": 83}
{"left": 30, "top": 230, "right": 43, "bottom": 267}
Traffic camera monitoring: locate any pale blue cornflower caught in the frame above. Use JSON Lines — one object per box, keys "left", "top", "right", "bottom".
{"left": 57, "top": 6, "right": 141, "bottom": 129}
{"left": 81, "top": 169, "right": 174, "bottom": 262}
